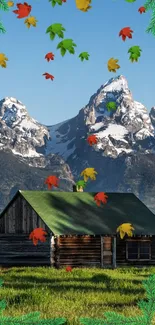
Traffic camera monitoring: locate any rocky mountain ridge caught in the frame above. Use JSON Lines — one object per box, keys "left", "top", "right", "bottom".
{"left": 0, "top": 75, "right": 155, "bottom": 213}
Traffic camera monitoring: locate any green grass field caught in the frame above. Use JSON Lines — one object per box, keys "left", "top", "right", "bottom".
{"left": 0, "top": 266, "right": 155, "bottom": 324}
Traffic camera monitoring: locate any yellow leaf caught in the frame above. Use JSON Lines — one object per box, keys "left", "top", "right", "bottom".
{"left": 24, "top": 16, "right": 38, "bottom": 28}
{"left": 107, "top": 58, "right": 120, "bottom": 72}
{"left": 0, "top": 53, "right": 8, "bottom": 68}
{"left": 116, "top": 223, "right": 135, "bottom": 239}
{"left": 80, "top": 167, "right": 97, "bottom": 182}
{"left": 7, "top": 1, "right": 14, "bottom": 7}
{"left": 75, "top": 0, "right": 92, "bottom": 11}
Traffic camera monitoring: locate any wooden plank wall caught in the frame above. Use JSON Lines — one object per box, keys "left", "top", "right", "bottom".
{"left": 54, "top": 235, "right": 113, "bottom": 268}
{"left": 0, "top": 234, "right": 51, "bottom": 266}
{"left": 0, "top": 194, "right": 52, "bottom": 266}
{"left": 0, "top": 195, "right": 49, "bottom": 234}
{"left": 56, "top": 235, "right": 101, "bottom": 267}
{"left": 116, "top": 236, "right": 155, "bottom": 266}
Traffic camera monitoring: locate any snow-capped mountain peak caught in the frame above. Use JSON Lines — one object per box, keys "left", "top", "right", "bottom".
{"left": 0, "top": 97, "right": 49, "bottom": 158}
{"left": 0, "top": 75, "right": 155, "bottom": 162}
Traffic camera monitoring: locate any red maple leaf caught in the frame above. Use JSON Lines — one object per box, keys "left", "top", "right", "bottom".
{"left": 119, "top": 27, "right": 133, "bottom": 41}
{"left": 42, "top": 73, "right": 54, "bottom": 80}
{"left": 45, "top": 175, "right": 59, "bottom": 190}
{"left": 62, "top": 0, "right": 66, "bottom": 2}
{"left": 138, "top": 6, "right": 146, "bottom": 13}
{"left": 29, "top": 228, "right": 47, "bottom": 246}
{"left": 45, "top": 52, "right": 55, "bottom": 62}
{"left": 94, "top": 192, "right": 108, "bottom": 207}
{"left": 87, "top": 134, "right": 98, "bottom": 146}
{"left": 66, "top": 266, "right": 72, "bottom": 272}
{"left": 13, "top": 2, "right": 31, "bottom": 18}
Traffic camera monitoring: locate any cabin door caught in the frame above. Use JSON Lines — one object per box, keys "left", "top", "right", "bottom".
{"left": 101, "top": 236, "right": 116, "bottom": 267}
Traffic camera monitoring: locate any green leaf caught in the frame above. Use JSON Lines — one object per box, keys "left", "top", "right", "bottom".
{"left": 76, "top": 180, "right": 87, "bottom": 189}
{"left": 79, "top": 52, "right": 90, "bottom": 61}
{"left": 49, "top": 0, "right": 63, "bottom": 7}
{"left": 128, "top": 46, "right": 142, "bottom": 61}
{"left": 106, "top": 101, "right": 117, "bottom": 112}
{"left": 57, "top": 39, "right": 77, "bottom": 56}
{"left": 46, "top": 23, "right": 66, "bottom": 40}
{"left": 125, "top": 0, "right": 136, "bottom": 2}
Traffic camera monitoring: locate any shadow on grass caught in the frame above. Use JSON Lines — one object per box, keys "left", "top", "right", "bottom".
{"left": 2, "top": 274, "right": 145, "bottom": 296}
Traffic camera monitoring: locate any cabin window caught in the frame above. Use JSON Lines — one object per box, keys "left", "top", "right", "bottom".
{"left": 126, "top": 240, "right": 151, "bottom": 260}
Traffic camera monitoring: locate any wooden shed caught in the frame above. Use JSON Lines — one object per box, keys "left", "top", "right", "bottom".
{"left": 0, "top": 190, "right": 155, "bottom": 268}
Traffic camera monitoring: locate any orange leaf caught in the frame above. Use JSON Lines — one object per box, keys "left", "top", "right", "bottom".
{"left": 44, "top": 175, "right": 59, "bottom": 190}
{"left": 87, "top": 134, "right": 98, "bottom": 146}
{"left": 119, "top": 27, "right": 133, "bottom": 41}
{"left": 29, "top": 228, "right": 47, "bottom": 246}
{"left": 138, "top": 6, "right": 146, "bottom": 13}
{"left": 94, "top": 192, "right": 108, "bottom": 207}
{"left": 13, "top": 2, "right": 32, "bottom": 18}
{"left": 45, "top": 52, "right": 55, "bottom": 62}
{"left": 66, "top": 266, "right": 72, "bottom": 272}
{"left": 42, "top": 73, "right": 54, "bottom": 80}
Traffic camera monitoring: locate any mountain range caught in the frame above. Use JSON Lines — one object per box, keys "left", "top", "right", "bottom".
{"left": 0, "top": 75, "right": 155, "bottom": 213}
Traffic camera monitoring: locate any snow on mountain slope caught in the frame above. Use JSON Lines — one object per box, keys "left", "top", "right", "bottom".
{"left": 46, "top": 121, "right": 76, "bottom": 159}
{"left": 0, "top": 75, "right": 155, "bottom": 162}
{"left": 45, "top": 75, "right": 155, "bottom": 160}
{"left": 0, "top": 97, "right": 49, "bottom": 157}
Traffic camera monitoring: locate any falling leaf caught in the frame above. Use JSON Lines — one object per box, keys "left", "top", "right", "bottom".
{"left": 44, "top": 175, "right": 59, "bottom": 189}
{"left": 45, "top": 52, "right": 55, "bottom": 61}
{"left": 80, "top": 167, "right": 97, "bottom": 182}
{"left": 46, "top": 23, "right": 66, "bottom": 40}
{"left": 138, "top": 6, "right": 146, "bottom": 13}
{"left": 29, "top": 228, "right": 48, "bottom": 246}
{"left": 49, "top": 0, "right": 66, "bottom": 7}
{"left": 24, "top": 16, "right": 37, "bottom": 28}
{"left": 7, "top": 1, "right": 14, "bottom": 7}
{"left": 0, "top": 53, "right": 8, "bottom": 68}
{"left": 79, "top": 51, "right": 90, "bottom": 61}
{"left": 13, "top": 2, "right": 32, "bottom": 18}
{"left": 57, "top": 39, "right": 77, "bottom": 56}
{"left": 42, "top": 72, "right": 54, "bottom": 80}
{"left": 76, "top": 180, "right": 87, "bottom": 189}
{"left": 94, "top": 192, "right": 108, "bottom": 207}
{"left": 125, "top": 0, "right": 136, "bottom": 2}
{"left": 87, "top": 134, "right": 98, "bottom": 146}
{"left": 106, "top": 101, "right": 117, "bottom": 112}
{"left": 128, "top": 45, "right": 142, "bottom": 62}
{"left": 107, "top": 58, "right": 120, "bottom": 72}
{"left": 116, "top": 223, "right": 135, "bottom": 239}
{"left": 119, "top": 27, "right": 133, "bottom": 41}
{"left": 75, "top": 0, "right": 92, "bottom": 11}
{"left": 66, "top": 266, "right": 72, "bottom": 272}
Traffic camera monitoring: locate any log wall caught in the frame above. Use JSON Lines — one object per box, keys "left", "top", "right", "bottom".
{"left": 0, "top": 194, "right": 49, "bottom": 234}
{"left": 54, "top": 235, "right": 113, "bottom": 268}
{"left": 116, "top": 235, "right": 155, "bottom": 266}
{"left": 0, "top": 234, "right": 51, "bottom": 266}
{"left": 0, "top": 194, "right": 52, "bottom": 266}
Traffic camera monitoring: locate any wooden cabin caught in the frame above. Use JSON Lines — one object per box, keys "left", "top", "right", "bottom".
{"left": 0, "top": 190, "right": 155, "bottom": 268}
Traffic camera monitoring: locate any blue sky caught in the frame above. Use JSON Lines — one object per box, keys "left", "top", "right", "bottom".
{"left": 0, "top": 0, "right": 154, "bottom": 125}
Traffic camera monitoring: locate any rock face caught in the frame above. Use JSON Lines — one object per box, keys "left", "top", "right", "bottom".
{"left": 0, "top": 75, "right": 155, "bottom": 213}
{"left": 0, "top": 98, "right": 74, "bottom": 211}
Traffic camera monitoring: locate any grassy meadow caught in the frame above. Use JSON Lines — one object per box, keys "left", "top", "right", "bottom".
{"left": 0, "top": 266, "right": 155, "bottom": 324}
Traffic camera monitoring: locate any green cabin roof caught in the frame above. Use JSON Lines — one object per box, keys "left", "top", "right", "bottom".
{"left": 6, "top": 191, "right": 154, "bottom": 235}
